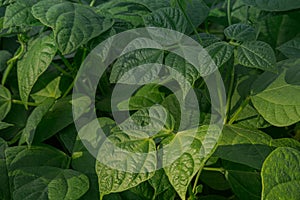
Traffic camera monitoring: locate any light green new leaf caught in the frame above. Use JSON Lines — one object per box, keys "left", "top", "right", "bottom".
{"left": 3, "top": 0, "right": 39, "bottom": 29}
{"left": 31, "top": 76, "right": 62, "bottom": 104}
{"left": 0, "top": 85, "right": 11, "bottom": 121}
{"left": 237, "top": 41, "right": 276, "bottom": 72}
{"left": 224, "top": 23, "right": 257, "bottom": 42}
{"left": 277, "top": 37, "right": 300, "bottom": 59}
{"left": 12, "top": 166, "right": 89, "bottom": 200}
{"left": 205, "top": 42, "right": 234, "bottom": 67}
{"left": 242, "top": 0, "right": 300, "bottom": 11}
{"left": 32, "top": 0, "right": 112, "bottom": 54}
{"left": 251, "top": 59, "right": 300, "bottom": 126}
{"left": 143, "top": 7, "right": 188, "bottom": 33}
{"left": 162, "top": 125, "right": 220, "bottom": 200}
{"left": 261, "top": 147, "right": 300, "bottom": 200}
{"left": 21, "top": 98, "right": 55, "bottom": 146}
{"left": 17, "top": 33, "right": 57, "bottom": 107}
{"left": 214, "top": 125, "right": 273, "bottom": 169}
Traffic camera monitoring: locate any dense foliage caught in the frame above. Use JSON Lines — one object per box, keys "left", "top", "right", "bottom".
{"left": 0, "top": 0, "right": 300, "bottom": 199}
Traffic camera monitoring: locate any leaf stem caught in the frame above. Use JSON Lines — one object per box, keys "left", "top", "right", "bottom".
{"left": 192, "top": 163, "right": 205, "bottom": 193}
{"left": 58, "top": 51, "right": 73, "bottom": 72}
{"left": 2, "top": 35, "right": 26, "bottom": 85}
{"left": 203, "top": 167, "right": 225, "bottom": 174}
{"left": 227, "top": 0, "right": 232, "bottom": 26}
{"left": 176, "top": 0, "right": 203, "bottom": 44}
{"left": 90, "top": 0, "right": 96, "bottom": 7}
{"left": 62, "top": 79, "right": 75, "bottom": 98}
{"left": 228, "top": 96, "right": 250, "bottom": 125}
{"left": 12, "top": 99, "right": 39, "bottom": 107}
{"left": 52, "top": 62, "right": 73, "bottom": 77}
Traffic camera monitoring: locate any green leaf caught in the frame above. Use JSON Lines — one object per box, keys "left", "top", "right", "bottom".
{"left": 271, "top": 138, "right": 300, "bottom": 151}
{"left": 261, "top": 147, "right": 300, "bottom": 200}
{"left": 31, "top": 76, "right": 62, "bottom": 104}
{"left": 32, "top": 0, "right": 112, "bottom": 54}
{"left": 110, "top": 49, "right": 164, "bottom": 83}
{"left": 0, "top": 50, "right": 12, "bottom": 72}
{"left": 242, "top": 0, "right": 300, "bottom": 11}
{"left": 0, "top": 138, "right": 10, "bottom": 200}
{"left": 96, "top": 123, "right": 156, "bottom": 196}
{"left": 12, "top": 166, "right": 89, "bottom": 200}
{"left": 214, "top": 125, "right": 273, "bottom": 169}
{"left": 123, "top": 181, "right": 154, "bottom": 200}
{"left": 251, "top": 59, "right": 300, "bottom": 126}
{"left": 200, "top": 170, "right": 230, "bottom": 191}
{"left": 224, "top": 23, "right": 257, "bottom": 42}
{"left": 33, "top": 97, "right": 73, "bottom": 143}
{"left": 21, "top": 98, "right": 55, "bottom": 146}
{"left": 0, "top": 85, "right": 11, "bottom": 121}
{"left": 3, "top": 0, "right": 39, "bottom": 29}
{"left": 277, "top": 37, "right": 300, "bottom": 59}
{"left": 17, "top": 33, "right": 57, "bottom": 107}
{"left": 143, "top": 7, "right": 188, "bottom": 33}
{"left": 162, "top": 125, "right": 220, "bottom": 200}
{"left": 0, "top": 121, "right": 13, "bottom": 130}
{"left": 237, "top": 41, "right": 276, "bottom": 72}
{"left": 205, "top": 42, "right": 234, "bottom": 67}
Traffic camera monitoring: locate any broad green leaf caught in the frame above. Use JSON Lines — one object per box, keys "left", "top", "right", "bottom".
{"left": 3, "top": 0, "right": 39, "bottom": 29}
{"left": 183, "top": 0, "right": 209, "bottom": 30}
{"left": 117, "top": 84, "right": 165, "bottom": 111}
{"left": 123, "top": 181, "right": 154, "bottom": 200}
{"left": 32, "top": 0, "right": 112, "bottom": 54}
{"left": 0, "top": 50, "right": 12, "bottom": 72}
{"left": 214, "top": 125, "right": 273, "bottom": 169}
{"left": 237, "top": 41, "right": 276, "bottom": 72}
{"left": 0, "top": 138, "right": 10, "bottom": 200}
{"left": 96, "top": 129, "right": 156, "bottom": 197}
{"left": 110, "top": 49, "right": 164, "bottom": 83}
{"left": 33, "top": 97, "right": 73, "bottom": 143}
{"left": 200, "top": 171, "right": 230, "bottom": 190}
{"left": 17, "top": 33, "right": 57, "bottom": 107}
{"left": 224, "top": 23, "right": 257, "bottom": 42}
{"left": 148, "top": 169, "right": 176, "bottom": 199}
{"left": 162, "top": 125, "right": 220, "bottom": 200}
{"left": 271, "top": 138, "right": 300, "bottom": 151}
{"left": 0, "top": 0, "right": 14, "bottom": 6}
{"left": 0, "top": 85, "right": 11, "bottom": 121}
{"left": 261, "top": 147, "right": 300, "bottom": 200}
{"left": 31, "top": 76, "right": 62, "bottom": 103}
{"left": 277, "top": 37, "right": 300, "bottom": 59}
{"left": 242, "top": 0, "right": 300, "bottom": 11}
{"left": 143, "top": 7, "right": 188, "bottom": 33}
{"left": 205, "top": 42, "right": 234, "bottom": 67}
{"left": 251, "top": 59, "right": 300, "bottom": 126}
{"left": 21, "top": 98, "right": 55, "bottom": 146}
{"left": 223, "top": 161, "right": 261, "bottom": 200}
{"left": 192, "top": 33, "right": 221, "bottom": 47}
{"left": 0, "top": 121, "right": 13, "bottom": 130}
{"left": 12, "top": 166, "right": 89, "bottom": 200}
{"left": 165, "top": 53, "right": 200, "bottom": 86}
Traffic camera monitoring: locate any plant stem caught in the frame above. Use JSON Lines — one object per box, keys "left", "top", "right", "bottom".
{"left": 224, "top": 64, "right": 235, "bottom": 124}
{"left": 2, "top": 35, "right": 25, "bottom": 85}
{"left": 52, "top": 62, "right": 73, "bottom": 77}
{"left": 62, "top": 79, "right": 75, "bottom": 98}
{"left": 203, "top": 167, "right": 225, "bottom": 174}
{"left": 12, "top": 99, "right": 39, "bottom": 107}
{"left": 90, "top": 0, "right": 96, "bottom": 7}
{"left": 227, "top": 0, "right": 232, "bottom": 26}
{"left": 176, "top": 0, "right": 203, "bottom": 44}
{"left": 228, "top": 96, "right": 250, "bottom": 125}
{"left": 192, "top": 163, "right": 205, "bottom": 193}
{"left": 58, "top": 51, "right": 73, "bottom": 72}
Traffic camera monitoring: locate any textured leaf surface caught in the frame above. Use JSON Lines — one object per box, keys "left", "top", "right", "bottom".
{"left": 31, "top": 76, "right": 61, "bottom": 103}
{"left": 32, "top": 0, "right": 111, "bottom": 54}
{"left": 242, "top": 0, "right": 300, "bottom": 11}
{"left": 143, "top": 7, "right": 188, "bottom": 33}
{"left": 0, "top": 138, "right": 9, "bottom": 200}
{"left": 224, "top": 23, "right": 256, "bottom": 42}
{"left": 22, "top": 98, "right": 55, "bottom": 146}
{"left": 214, "top": 125, "right": 273, "bottom": 169}
{"left": 251, "top": 59, "right": 300, "bottom": 126}
{"left": 237, "top": 41, "right": 276, "bottom": 72}
{"left": 278, "top": 37, "right": 300, "bottom": 59}
{"left": 261, "top": 147, "right": 300, "bottom": 200}
{"left": 0, "top": 50, "right": 12, "bottom": 72}
{"left": 162, "top": 126, "right": 220, "bottom": 200}
{"left": 0, "top": 85, "right": 11, "bottom": 121}
{"left": 205, "top": 42, "right": 234, "bottom": 67}
{"left": 13, "top": 166, "right": 89, "bottom": 200}
{"left": 17, "top": 33, "right": 57, "bottom": 106}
